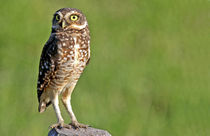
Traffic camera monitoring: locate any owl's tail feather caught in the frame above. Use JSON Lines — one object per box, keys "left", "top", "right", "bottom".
{"left": 38, "top": 102, "right": 46, "bottom": 113}
{"left": 38, "top": 101, "right": 51, "bottom": 113}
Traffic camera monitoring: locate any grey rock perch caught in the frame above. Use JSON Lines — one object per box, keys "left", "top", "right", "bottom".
{"left": 48, "top": 126, "right": 111, "bottom": 136}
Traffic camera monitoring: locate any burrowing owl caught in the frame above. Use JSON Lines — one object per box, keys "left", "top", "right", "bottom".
{"left": 37, "top": 8, "right": 90, "bottom": 128}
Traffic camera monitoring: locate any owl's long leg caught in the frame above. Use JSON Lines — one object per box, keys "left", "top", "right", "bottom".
{"left": 53, "top": 94, "right": 64, "bottom": 122}
{"left": 50, "top": 94, "right": 70, "bottom": 128}
{"left": 62, "top": 84, "right": 88, "bottom": 128}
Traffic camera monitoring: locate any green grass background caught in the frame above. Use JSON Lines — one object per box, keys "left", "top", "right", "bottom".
{"left": 0, "top": 0, "right": 209, "bottom": 135}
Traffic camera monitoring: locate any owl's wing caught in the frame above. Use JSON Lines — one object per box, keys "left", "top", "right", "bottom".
{"left": 37, "top": 34, "right": 57, "bottom": 103}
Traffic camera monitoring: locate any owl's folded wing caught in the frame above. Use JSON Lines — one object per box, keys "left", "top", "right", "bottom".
{"left": 37, "top": 34, "right": 58, "bottom": 103}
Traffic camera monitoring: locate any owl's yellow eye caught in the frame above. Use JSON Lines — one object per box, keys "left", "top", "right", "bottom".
{"left": 55, "top": 15, "right": 60, "bottom": 21}
{"left": 70, "top": 15, "right": 79, "bottom": 21}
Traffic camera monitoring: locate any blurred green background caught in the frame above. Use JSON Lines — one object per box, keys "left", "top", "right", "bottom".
{"left": 0, "top": 0, "right": 209, "bottom": 135}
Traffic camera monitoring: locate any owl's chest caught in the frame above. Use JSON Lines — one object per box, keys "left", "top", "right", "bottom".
{"left": 55, "top": 33, "right": 90, "bottom": 71}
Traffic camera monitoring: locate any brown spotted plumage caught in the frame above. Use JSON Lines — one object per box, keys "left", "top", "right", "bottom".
{"left": 37, "top": 8, "right": 90, "bottom": 128}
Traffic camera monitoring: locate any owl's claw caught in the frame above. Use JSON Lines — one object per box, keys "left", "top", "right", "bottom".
{"left": 50, "top": 121, "right": 71, "bottom": 129}
{"left": 69, "top": 121, "right": 89, "bottom": 129}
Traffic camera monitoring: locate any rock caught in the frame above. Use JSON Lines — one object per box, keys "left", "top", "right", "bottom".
{"left": 48, "top": 126, "right": 112, "bottom": 136}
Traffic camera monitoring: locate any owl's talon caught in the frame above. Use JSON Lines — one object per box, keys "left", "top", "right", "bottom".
{"left": 69, "top": 121, "right": 89, "bottom": 129}
{"left": 50, "top": 122, "right": 71, "bottom": 129}
{"left": 50, "top": 122, "right": 63, "bottom": 129}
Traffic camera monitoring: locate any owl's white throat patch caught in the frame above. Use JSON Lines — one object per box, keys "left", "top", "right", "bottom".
{"left": 73, "top": 37, "right": 80, "bottom": 64}
{"left": 75, "top": 44, "right": 80, "bottom": 48}
{"left": 71, "top": 21, "right": 87, "bottom": 30}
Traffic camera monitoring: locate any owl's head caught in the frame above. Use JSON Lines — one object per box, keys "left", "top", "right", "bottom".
{"left": 52, "top": 8, "right": 88, "bottom": 32}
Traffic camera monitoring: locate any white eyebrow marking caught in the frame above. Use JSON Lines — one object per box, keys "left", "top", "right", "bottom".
{"left": 64, "top": 11, "right": 76, "bottom": 18}
{"left": 57, "top": 12, "right": 63, "bottom": 18}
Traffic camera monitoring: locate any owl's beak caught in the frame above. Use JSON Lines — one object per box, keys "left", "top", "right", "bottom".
{"left": 62, "top": 20, "right": 67, "bottom": 28}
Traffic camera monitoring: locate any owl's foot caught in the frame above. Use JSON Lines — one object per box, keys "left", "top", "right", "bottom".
{"left": 50, "top": 121, "right": 71, "bottom": 129}
{"left": 69, "top": 121, "right": 89, "bottom": 129}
